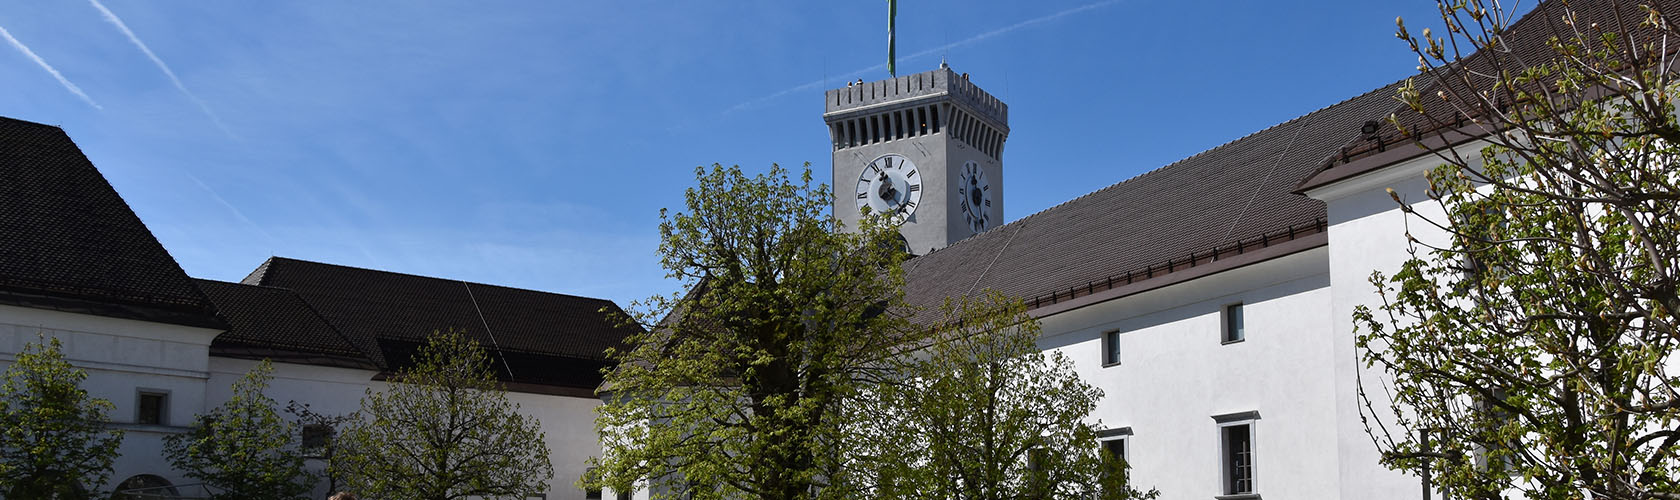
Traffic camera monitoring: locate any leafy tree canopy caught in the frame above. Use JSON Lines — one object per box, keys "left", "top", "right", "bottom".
{"left": 0, "top": 334, "right": 122, "bottom": 500}
{"left": 163, "top": 359, "right": 314, "bottom": 500}
{"left": 587, "top": 163, "right": 922, "bottom": 500}
{"left": 334, "top": 329, "right": 553, "bottom": 500}
{"left": 1359, "top": 2, "right": 1680, "bottom": 498}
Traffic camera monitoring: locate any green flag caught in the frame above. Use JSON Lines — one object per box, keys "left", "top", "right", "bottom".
{"left": 887, "top": 0, "right": 897, "bottom": 77}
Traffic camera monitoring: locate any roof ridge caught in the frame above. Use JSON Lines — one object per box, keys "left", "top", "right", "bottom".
{"left": 194, "top": 277, "right": 293, "bottom": 291}
{"left": 261, "top": 256, "right": 613, "bottom": 303}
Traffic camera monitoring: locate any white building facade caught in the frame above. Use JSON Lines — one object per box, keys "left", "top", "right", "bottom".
{"left": 0, "top": 116, "right": 634, "bottom": 500}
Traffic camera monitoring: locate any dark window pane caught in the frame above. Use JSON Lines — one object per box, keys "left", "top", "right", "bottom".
{"left": 1223, "top": 424, "right": 1254, "bottom": 494}
{"left": 1103, "top": 439, "right": 1126, "bottom": 462}
{"left": 1103, "top": 331, "right": 1121, "bottom": 365}
{"left": 137, "top": 393, "right": 165, "bottom": 425}
{"left": 1224, "top": 304, "right": 1245, "bottom": 343}
{"left": 302, "top": 424, "right": 333, "bottom": 451}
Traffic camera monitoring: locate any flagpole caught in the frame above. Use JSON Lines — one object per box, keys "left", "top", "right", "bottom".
{"left": 888, "top": 0, "right": 897, "bottom": 77}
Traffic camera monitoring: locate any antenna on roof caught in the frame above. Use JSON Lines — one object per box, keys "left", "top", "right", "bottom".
{"left": 462, "top": 281, "right": 517, "bottom": 381}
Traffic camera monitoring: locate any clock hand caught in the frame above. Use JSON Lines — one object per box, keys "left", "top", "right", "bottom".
{"left": 876, "top": 174, "right": 897, "bottom": 203}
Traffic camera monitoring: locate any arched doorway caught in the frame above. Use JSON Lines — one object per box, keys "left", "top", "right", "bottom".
{"left": 110, "top": 474, "right": 180, "bottom": 500}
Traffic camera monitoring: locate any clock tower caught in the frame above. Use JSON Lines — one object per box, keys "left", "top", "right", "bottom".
{"left": 824, "top": 63, "right": 1008, "bottom": 255}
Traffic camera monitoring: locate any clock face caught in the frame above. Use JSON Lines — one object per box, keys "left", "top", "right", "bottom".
{"left": 958, "top": 161, "right": 992, "bottom": 232}
{"left": 855, "top": 154, "right": 922, "bottom": 222}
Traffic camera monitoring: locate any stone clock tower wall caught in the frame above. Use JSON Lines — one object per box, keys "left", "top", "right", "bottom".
{"left": 823, "top": 66, "right": 1008, "bottom": 255}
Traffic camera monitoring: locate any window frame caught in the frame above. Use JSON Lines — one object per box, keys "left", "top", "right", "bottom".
{"left": 1221, "top": 302, "right": 1246, "bottom": 344}
{"left": 1213, "top": 411, "right": 1260, "bottom": 499}
{"left": 135, "top": 389, "right": 170, "bottom": 426}
{"left": 1101, "top": 329, "right": 1122, "bottom": 367}
{"left": 1096, "top": 426, "right": 1132, "bottom": 463}
{"left": 301, "top": 423, "right": 334, "bottom": 458}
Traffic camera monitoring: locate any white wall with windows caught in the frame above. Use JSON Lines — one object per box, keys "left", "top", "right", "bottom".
{"left": 1038, "top": 247, "right": 1395, "bottom": 499}
{"left": 204, "top": 357, "right": 608, "bottom": 500}
{"left": 0, "top": 304, "right": 220, "bottom": 498}
{"left": 0, "top": 307, "right": 610, "bottom": 500}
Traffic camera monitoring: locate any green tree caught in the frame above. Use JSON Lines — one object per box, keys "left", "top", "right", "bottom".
{"left": 163, "top": 360, "right": 313, "bottom": 500}
{"left": 285, "top": 400, "right": 356, "bottom": 494}
{"left": 333, "top": 329, "right": 553, "bottom": 500}
{"left": 1357, "top": 1, "right": 1680, "bottom": 498}
{"left": 0, "top": 334, "right": 123, "bottom": 500}
{"left": 844, "top": 292, "right": 1156, "bottom": 500}
{"left": 586, "top": 163, "right": 921, "bottom": 500}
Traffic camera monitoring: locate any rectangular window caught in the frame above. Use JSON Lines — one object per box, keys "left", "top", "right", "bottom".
{"left": 1223, "top": 303, "right": 1245, "bottom": 344}
{"left": 1213, "top": 412, "right": 1260, "bottom": 497}
{"left": 1102, "top": 437, "right": 1126, "bottom": 463}
{"left": 1102, "top": 330, "right": 1121, "bottom": 366}
{"left": 137, "top": 390, "right": 168, "bottom": 425}
{"left": 302, "top": 424, "right": 334, "bottom": 457}
{"left": 1222, "top": 424, "right": 1254, "bottom": 494}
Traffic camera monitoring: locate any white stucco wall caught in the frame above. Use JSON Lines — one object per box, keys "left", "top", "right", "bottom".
{"left": 208, "top": 357, "right": 605, "bottom": 500}
{"left": 1037, "top": 248, "right": 1370, "bottom": 499}
{"left": 0, "top": 304, "right": 222, "bottom": 494}
{"left": 0, "top": 304, "right": 608, "bottom": 500}
{"left": 1308, "top": 145, "right": 1479, "bottom": 500}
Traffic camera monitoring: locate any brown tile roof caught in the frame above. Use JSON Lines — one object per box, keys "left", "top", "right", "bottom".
{"left": 903, "top": 79, "right": 1412, "bottom": 319}
{"left": 0, "top": 116, "right": 224, "bottom": 329}
{"left": 1306, "top": 0, "right": 1680, "bottom": 183}
{"left": 195, "top": 279, "right": 378, "bottom": 370}
{"left": 239, "top": 256, "right": 638, "bottom": 389}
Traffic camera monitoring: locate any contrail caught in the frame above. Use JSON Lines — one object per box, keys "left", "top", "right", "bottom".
{"left": 184, "top": 171, "right": 280, "bottom": 246}
{"left": 0, "top": 24, "right": 102, "bottom": 110}
{"left": 724, "top": 0, "right": 1123, "bottom": 115}
{"left": 88, "top": 0, "right": 235, "bottom": 138}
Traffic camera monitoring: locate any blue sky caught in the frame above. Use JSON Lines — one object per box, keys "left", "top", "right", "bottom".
{"left": 0, "top": 1, "right": 1473, "bottom": 305}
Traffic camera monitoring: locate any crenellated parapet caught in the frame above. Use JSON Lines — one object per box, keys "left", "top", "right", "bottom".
{"left": 824, "top": 66, "right": 1008, "bottom": 129}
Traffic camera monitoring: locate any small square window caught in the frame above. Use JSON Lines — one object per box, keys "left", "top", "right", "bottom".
{"left": 1101, "top": 330, "right": 1122, "bottom": 366}
{"left": 137, "top": 391, "right": 167, "bottom": 425}
{"left": 1222, "top": 303, "right": 1245, "bottom": 344}
{"left": 302, "top": 424, "right": 334, "bottom": 457}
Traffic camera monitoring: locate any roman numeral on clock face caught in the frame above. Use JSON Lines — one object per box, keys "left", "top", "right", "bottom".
{"left": 857, "top": 192, "right": 869, "bottom": 199}
{"left": 908, "top": 184, "right": 921, "bottom": 192}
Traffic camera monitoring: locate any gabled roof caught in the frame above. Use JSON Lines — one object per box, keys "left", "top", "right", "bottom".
{"left": 194, "top": 279, "right": 378, "bottom": 370}
{"left": 0, "top": 117, "right": 223, "bottom": 329}
{"left": 903, "top": 79, "right": 1412, "bottom": 318}
{"left": 239, "top": 256, "right": 638, "bottom": 389}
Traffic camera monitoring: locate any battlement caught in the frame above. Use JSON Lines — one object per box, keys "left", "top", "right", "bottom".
{"left": 824, "top": 66, "right": 1008, "bottom": 127}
